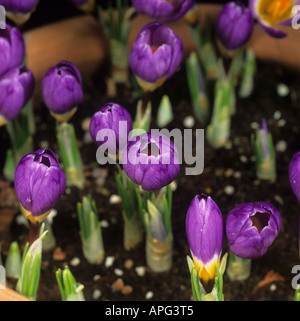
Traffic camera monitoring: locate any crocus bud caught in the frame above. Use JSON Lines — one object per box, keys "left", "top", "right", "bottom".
{"left": 129, "top": 22, "right": 183, "bottom": 92}
{"left": 0, "top": 25, "right": 25, "bottom": 77}
{"left": 0, "top": 65, "right": 35, "bottom": 126}
{"left": 122, "top": 132, "right": 180, "bottom": 191}
{"left": 131, "top": 0, "right": 195, "bottom": 22}
{"left": 250, "top": 0, "right": 299, "bottom": 38}
{"left": 226, "top": 202, "right": 281, "bottom": 259}
{"left": 41, "top": 61, "right": 83, "bottom": 122}
{"left": 89, "top": 103, "right": 133, "bottom": 159}
{"left": 69, "top": 0, "right": 95, "bottom": 12}
{"left": 14, "top": 148, "right": 66, "bottom": 223}
{"left": 186, "top": 194, "right": 224, "bottom": 288}
{"left": 289, "top": 151, "right": 300, "bottom": 202}
{"left": 215, "top": 2, "right": 254, "bottom": 55}
{"left": 0, "top": 0, "right": 40, "bottom": 24}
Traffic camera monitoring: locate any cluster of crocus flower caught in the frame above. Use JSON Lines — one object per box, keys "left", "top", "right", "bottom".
{"left": 0, "top": 0, "right": 39, "bottom": 24}
{"left": 186, "top": 194, "right": 281, "bottom": 298}
{"left": 0, "top": 25, "right": 34, "bottom": 127}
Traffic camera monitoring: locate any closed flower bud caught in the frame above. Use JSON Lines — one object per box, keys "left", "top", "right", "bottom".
{"left": 289, "top": 151, "right": 300, "bottom": 202}
{"left": 123, "top": 132, "right": 180, "bottom": 191}
{"left": 0, "top": 65, "right": 35, "bottom": 126}
{"left": 0, "top": 0, "right": 40, "bottom": 24}
{"left": 41, "top": 61, "right": 83, "bottom": 122}
{"left": 0, "top": 24, "right": 25, "bottom": 77}
{"left": 216, "top": 2, "right": 254, "bottom": 55}
{"left": 14, "top": 148, "right": 66, "bottom": 223}
{"left": 250, "top": 0, "right": 300, "bottom": 38}
{"left": 226, "top": 202, "right": 281, "bottom": 259}
{"left": 89, "top": 103, "right": 133, "bottom": 158}
{"left": 131, "top": 0, "right": 195, "bottom": 22}
{"left": 186, "top": 194, "right": 224, "bottom": 288}
{"left": 129, "top": 22, "right": 183, "bottom": 92}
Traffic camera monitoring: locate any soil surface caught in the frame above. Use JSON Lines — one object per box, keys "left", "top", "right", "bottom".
{"left": 1, "top": 55, "right": 300, "bottom": 302}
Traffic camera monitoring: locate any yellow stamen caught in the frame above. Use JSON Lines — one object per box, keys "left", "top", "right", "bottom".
{"left": 193, "top": 256, "right": 220, "bottom": 284}
{"left": 50, "top": 106, "right": 78, "bottom": 122}
{"left": 0, "top": 115, "right": 8, "bottom": 127}
{"left": 136, "top": 76, "right": 166, "bottom": 93}
{"left": 258, "top": 0, "right": 292, "bottom": 25}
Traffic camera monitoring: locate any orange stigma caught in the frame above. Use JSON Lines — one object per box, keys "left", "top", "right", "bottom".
{"left": 258, "top": 0, "right": 292, "bottom": 25}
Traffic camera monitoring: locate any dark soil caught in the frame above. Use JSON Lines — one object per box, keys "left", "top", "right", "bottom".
{"left": 1, "top": 56, "right": 300, "bottom": 302}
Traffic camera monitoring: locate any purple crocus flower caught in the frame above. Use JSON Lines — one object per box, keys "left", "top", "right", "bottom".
{"left": 0, "top": 65, "right": 34, "bottom": 126}
{"left": 186, "top": 194, "right": 224, "bottom": 287}
{"left": 215, "top": 2, "right": 254, "bottom": 53}
{"left": 14, "top": 148, "right": 66, "bottom": 223}
{"left": 250, "top": 0, "right": 300, "bottom": 38}
{"left": 131, "top": 0, "right": 195, "bottom": 22}
{"left": 0, "top": 25, "right": 25, "bottom": 77}
{"left": 122, "top": 132, "right": 180, "bottom": 191}
{"left": 41, "top": 61, "right": 83, "bottom": 122}
{"left": 289, "top": 151, "right": 300, "bottom": 202}
{"left": 89, "top": 102, "right": 133, "bottom": 158}
{"left": 226, "top": 202, "right": 281, "bottom": 259}
{"left": 129, "top": 22, "right": 183, "bottom": 92}
{"left": 0, "top": 0, "right": 40, "bottom": 24}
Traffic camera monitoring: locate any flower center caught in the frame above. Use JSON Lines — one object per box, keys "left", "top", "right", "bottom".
{"left": 250, "top": 211, "right": 270, "bottom": 233}
{"left": 151, "top": 45, "right": 159, "bottom": 53}
{"left": 258, "top": 0, "right": 292, "bottom": 25}
{"left": 141, "top": 142, "right": 160, "bottom": 157}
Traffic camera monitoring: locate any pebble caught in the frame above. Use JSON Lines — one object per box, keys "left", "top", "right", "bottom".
{"left": 233, "top": 171, "right": 242, "bottom": 179}
{"left": 251, "top": 122, "right": 259, "bottom": 130}
{"left": 105, "top": 256, "right": 115, "bottom": 268}
{"left": 183, "top": 116, "right": 195, "bottom": 128}
{"left": 270, "top": 283, "right": 277, "bottom": 292}
{"left": 39, "top": 140, "right": 49, "bottom": 149}
{"left": 274, "top": 195, "right": 284, "bottom": 205}
{"left": 92, "top": 289, "right": 102, "bottom": 300}
{"left": 124, "top": 259, "right": 134, "bottom": 270}
{"left": 275, "top": 140, "right": 287, "bottom": 152}
{"left": 112, "top": 278, "right": 124, "bottom": 292}
{"left": 224, "top": 185, "right": 235, "bottom": 195}
{"left": 277, "top": 119, "right": 286, "bottom": 127}
{"left": 52, "top": 247, "right": 66, "bottom": 261}
{"left": 273, "top": 110, "right": 282, "bottom": 120}
{"left": 145, "top": 291, "right": 154, "bottom": 300}
{"left": 224, "top": 169, "right": 234, "bottom": 177}
{"left": 171, "top": 180, "right": 177, "bottom": 191}
{"left": 135, "top": 266, "right": 146, "bottom": 277}
{"left": 121, "top": 285, "right": 133, "bottom": 295}
{"left": 240, "top": 155, "right": 248, "bottom": 163}
{"left": 70, "top": 257, "right": 81, "bottom": 267}
{"left": 276, "top": 83, "right": 290, "bottom": 97}
{"left": 114, "top": 268, "right": 124, "bottom": 276}
{"left": 205, "top": 187, "right": 212, "bottom": 195}
{"left": 109, "top": 194, "right": 122, "bottom": 205}
{"left": 81, "top": 117, "right": 91, "bottom": 131}
{"left": 100, "top": 220, "right": 109, "bottom": 228}
{"left": 93, "top": 274, "right": 101, "bottom": 281}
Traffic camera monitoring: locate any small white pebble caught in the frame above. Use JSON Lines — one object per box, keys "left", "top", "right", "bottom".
{"left": 145, "top": 291, "right": 154, "bottom": 300}
{"left": 233, "top": 171, "right": 242, "bottom": 179}
{"left": 183, "top": 116, "right": 195, "bottom": 128}
{"left": 224, "top": 185, "right": 235, "bottom": 195}
{"left": 100, "top": 220, "right": 109, "bottom": 228}
{"left": 70, "top": 257, "right": 81, "bottom": 267}
{"left": 135, "top": 266, "right": 146, "bottom": 277}
{"left": 240, "top": 155, "right": 248, "bottom": 163}
{"left": 39, "top": 140, "right": 49, "bottom": 149}
{"left": 171, "top": 180, "right": 177, "bottom": 191}
{"left": 16, "top": 214, "right": 27, "bottom": 226}
{"left": 277, "top": 83, "right": 290, "bottom": 97}
{"left": 105, "top": 256, "right": 115, "bottom": 268}
{"left": 277, "top": 119, "right": 286, "bottom": 127}
{"left": 273, "top": 110, "right": 282, "bottom": 120}
{"left": 274, "top": 195, "right": 284, "bottom": 205}
{"left": 114, "top": 268, "right": 124, "bottom": 276}
{"left": 92, "top": 289, "right": 102, "bottom": 300}
{"left": 251, "top": 122, "right": 259, "bottom": 130}
{"left": 270, "top": 283, "right": 277, "bottom": 292}
{"left": 93, "top": 274, "right": 101, "bottom": 281}
{"left": 124, "top": 259, "right": 134, "bottom": 270}
{"left": 275, "top": 140, "right": 287, "bottom": 152}
{"left": 109, "top": 194, "right": 122, "bottom": 205}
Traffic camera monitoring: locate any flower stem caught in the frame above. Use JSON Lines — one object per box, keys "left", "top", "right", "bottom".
{"left": 28, "top": 221, "right": 41, "bottom": 247}
{"left": 226, "top": 251, "right": 251, "bottom": 281}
